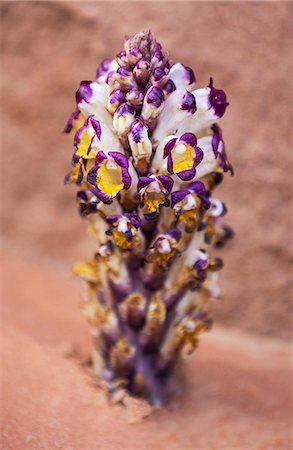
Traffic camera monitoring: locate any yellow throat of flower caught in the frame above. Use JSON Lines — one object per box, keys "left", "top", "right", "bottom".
{"left": 172, "top": 142, "right": 195, "bottom": 173}
{"left": 97, "top": 159, "right": 124, "bottom": 197}
{"left": 76, "top": 130, "right": 97, "bottom": 159}
{"left": 145, "top": 190, "right": 165, "bottom": 213}
{"left": 113, "top": 227, "right": 135, "bottom": 249}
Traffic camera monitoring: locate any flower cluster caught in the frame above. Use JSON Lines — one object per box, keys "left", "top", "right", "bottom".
{"left": 65, "top": 31, "right": 233, "bottom": 405}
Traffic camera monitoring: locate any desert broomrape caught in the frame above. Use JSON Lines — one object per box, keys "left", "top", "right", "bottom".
{"left": 64, "top": 31, "right": 233, "bottom": 405}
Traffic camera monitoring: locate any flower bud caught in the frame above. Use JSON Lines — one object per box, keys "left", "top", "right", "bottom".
{"left": 128, "top": 119, "right": 153, "bottom": 174}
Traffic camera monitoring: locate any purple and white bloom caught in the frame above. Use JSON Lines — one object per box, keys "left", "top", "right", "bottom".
{"left": 171, "top": 181, "right": 210, "bottom": 230}
{"left": 191, "top": 127, "right": 233, "bottom": 180}
{"left": 65, "top": 31, "right": 233, "bottom": 406}
{"left": 210, "top": 198, "right": 227, "bottom": 218}
{"left": 176, "top": 78, "right": 229, "bottom": 136}
{"left": 154, "top": 132, "right": 203, "bottom": 181}
{"left": 106, "top": 213, "right": 141, "bottom": 250}
{"left": 138, "top": 174, "right": 174, "bottom": 217}
{"left": 113, "top": 103, "right": 136, "bottom": 137}
{"left": 87, "top": 151, "right": 132, "bottom": 203}
{"left": 128, "top": 119, "right": 153, "bottom": 174}
{"left": 74, "top": 115, "right": 123, "bottom": 159}
{"left": 76, "top": 188, "right": 99, "bottom": 217}
{"left": 76, "top": 189, "right": 123, "bottom": 218}
{"left": 75, "top": 80, "right": 112, "bottom": 127}
{"left": 168, "top": 62, "right": 196, "bottom": 90}
{"left": 203, "top": 197, "right": 227, "bottom": 244}
{"left": 152, "top": 89, "right": 197, "bottom": 145}
{"left": 145, "top": 228, "right": 182, "bottom": 270}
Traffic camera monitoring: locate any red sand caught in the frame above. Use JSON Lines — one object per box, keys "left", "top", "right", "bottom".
{"left": 1, "top": 255, "right": 292, "bottom": 449}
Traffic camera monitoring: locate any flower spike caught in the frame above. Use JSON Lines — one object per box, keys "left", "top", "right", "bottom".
{"left": 65, "top": 30, "right": 233, "bottom": 406}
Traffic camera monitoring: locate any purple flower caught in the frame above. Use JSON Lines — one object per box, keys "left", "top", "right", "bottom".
{"left": 106, "top": 213, "right": 141, "bottom": 250}
{"left": 138, "top": 175, "right": 174, "bottom": 216}
{"left": 146, "top": 228, "right": 182, "bottom": 270}
{"left": 163, "top": 133, "right": 203, "bottom": 181}
{"left": 87, "top": 151, "right": 132, "bottom": 203}
{"left": 171, "top": 181, "right": 210, "bottom": 231}
{"left": 76, "top": 189, "right": 100, "bottom": 217}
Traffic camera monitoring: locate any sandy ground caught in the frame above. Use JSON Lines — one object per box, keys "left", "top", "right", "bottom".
{"left": 0, "top": 2, "right": 292, "bottom": 448}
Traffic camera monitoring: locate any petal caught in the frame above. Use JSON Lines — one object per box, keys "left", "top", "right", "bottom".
{"left": 162, "top": 79, "right": 176, "bottom": 95}
{"left": 107, "top": 89, "right": 126, "bottom": 114}
{"left": 166, "top": 228, "right": 182, "bottom": 242}
{"left": 163, "top": 137, "right": 177, "bottom": 158}
{"left": 124, "top": 213, "right": 141, "bottom": 228}
{"left": 106, "top": 214, "right": 121, "bottom": 224}
{"left": 170, "top": 190, "right": 189, "bottom": 207}
{"left": 180, "top": 90, "right": 196, "bottom": 114}
{"left": 187, "top": 181, "right": 206, "bottom": 195}
{"left": 95, "top": 150, "right": 108, "bottom": 164}
{"left": 177, "top": 166, "right": 196, "bottom": 181}
{"left": 167, "top": 154, "right": 174, "bottom": 174}
{"left": 90, "top": 118, "right": 102, "bottom": 140}
{"left": 93, "top": 188, "right": 113, "bottom": 204}
{"left": 194, "top": 147, "right": 204, "bottom": 167}
{"left": 157, "top": 175, "right": 174, "bottom": 193}
{"left": 179, "top": 132, "right": 197, "bottom": 149}
{"left": 86, "top": 165, "right": 98, "bottom": 186}
{"left": 96, "top": 58, "right": 118, "bottom": 81}
{"left": 168, "top": 62, "right": 196, "bottom": 90}
{"left": 121, "top": 167, "right": 132, "bottom": 189}
{"left": 137, "top": 176, "right": 154, "bottom": 191}
{"left": 108, "top": 151, "right": 129, "bottom": 169}
{"left": 145, "top": 86, "right": 164, "bottom": 108}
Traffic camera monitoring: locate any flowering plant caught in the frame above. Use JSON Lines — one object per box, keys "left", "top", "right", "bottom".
{"left": 65, "top": 31, "right": 233, "bottom": 406}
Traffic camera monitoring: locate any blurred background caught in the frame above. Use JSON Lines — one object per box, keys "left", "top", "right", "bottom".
{"left": 1, "top": 2, "right": 292, "bottom": 448}
{"left": 2, "top": 1, "right": 291, "bottom": 338}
